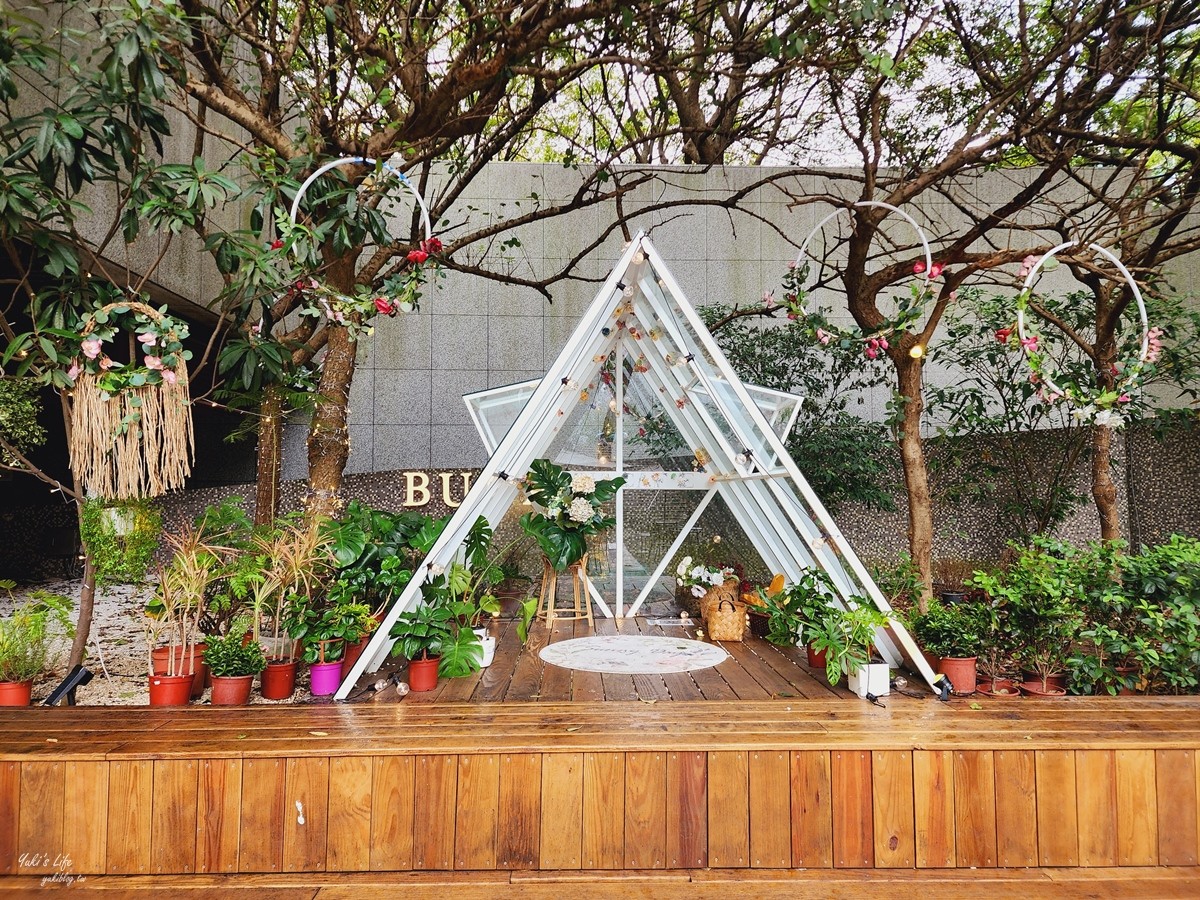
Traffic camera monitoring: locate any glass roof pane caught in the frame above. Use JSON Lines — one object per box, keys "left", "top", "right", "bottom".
{"left": 463, "top": 379, "right": 539, "bottom": 454}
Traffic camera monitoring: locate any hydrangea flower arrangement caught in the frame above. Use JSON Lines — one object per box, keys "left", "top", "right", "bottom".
{"left": 519, "top": 459, "right": 626, "bottom": 572}
{"left": 675, "top": 555, "right": 735, "bottom": 598}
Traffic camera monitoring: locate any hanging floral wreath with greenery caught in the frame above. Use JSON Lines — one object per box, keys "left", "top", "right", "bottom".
{"left": 276, "top": 156, "right": 443, "bottom": 341}
{"left": 769, "top": 200, "right": 942, "bottom": 361}
{"left": 1007, "top": 241, "right": 1156, "bottom": 428}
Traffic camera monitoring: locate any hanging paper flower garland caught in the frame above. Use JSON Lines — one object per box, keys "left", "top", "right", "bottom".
{"left": 1011, "top": 241, "right": 1155, "bottom": 427}
{"left": 282, "top": 156, "right": 441, "bottom": 339}
{"left": 773, "top": 200, "right": 940, "bottom": 360}
{"left": 65, "top": 300, "right": 194, "bottom": 499}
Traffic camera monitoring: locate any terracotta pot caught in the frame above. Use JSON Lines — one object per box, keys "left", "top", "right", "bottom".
{"left": 148, "top": 674, "right": 193, "bottom": 707}
{"left": 977, "top": 678, "right": 1021, "bottom": 698}
{"left": 1115, "top": 665, "right": 1141, "bottom": 696}
{"left": 408, "top": 655, "right": 440, "bottom": 692}
{"left": 0, "top": 679, "right": 33, "bottom": 707}
{"left": 937, "top": 656, "right": 978, "bottom": 696}
{"left": 210, "top": 674, "right": 254, "bottom": 706}
{"left": 1020, "top": 670, "right": 1066, "bottom": 691}
{"left": 1019, "top": 681, "right": 1068, "bottom": 698}
{"left": 152, "top": 644, "right": 208, "bottom": 699}
{"left": 260, "top": 660, "right": 298, "bottom": 700}
{"left": 308, "top": 660, "right": 343, "bottom": 697}
{"left": 805, "top": 643, "right": 827, "bottom": 669}
{"left": 342, "top": 636, "right": 370, "bottom": 673}
{"left": 922, "top": 649, "right": 942, "bottom": 673}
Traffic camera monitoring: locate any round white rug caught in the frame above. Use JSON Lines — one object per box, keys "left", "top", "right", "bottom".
{"left": 539, "top": 635, "right": 729, "bottom": 674}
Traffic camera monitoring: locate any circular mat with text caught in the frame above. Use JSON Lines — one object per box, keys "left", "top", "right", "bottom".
{"left": 539, "top": 635, "right": 729, "bottom": 674}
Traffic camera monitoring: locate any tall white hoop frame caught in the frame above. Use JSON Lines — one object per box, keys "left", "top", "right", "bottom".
{"left": 289, "top": 156, "right": 433, "bottom": 240}
{"left": 1017, "top": 241, "right": 1151, "bottom": 399}
{"left": 794, "top": 200, "right": 934, "bottom": 294}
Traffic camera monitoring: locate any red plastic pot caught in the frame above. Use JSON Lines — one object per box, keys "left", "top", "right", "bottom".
{"left": 937, "top": 656, "right": 979, "bottom": 696}
{"left": 0, "top": 679, "right": 33, "bottom": 707}
{"left": 805, "top": 643, "right": 827, "bottom": 669}
{"left": 408, "top": 656, "right": 440, "bottom": 692}
{"left": 152, "top": 644, "right": 208, "bottom": 699}
{"left": 260, "top": 660, "right": 298, "bottom": 700}
{"left": 210, "top": 674, "right": 254, "bottom": 706}
{"left": 342, "top": 636, "right": 370, "bottom": 673}
{"left": 1019, "top": 681, "right": 1068, "bottom": 699}
{"left": 1020, "top": 670, "right": 1066, "bottom": 691}
{"left": 148, "top": 674, "right": 193, "bottom": 707}
{"left": 977, "top": 678, "right": 1021, "bottom": 699}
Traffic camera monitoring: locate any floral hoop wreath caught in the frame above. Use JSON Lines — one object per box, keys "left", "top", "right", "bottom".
{"left": 1014, "top": 241, "right": 1154, "bottom": 424}
{"left": 283, "top": 156, "right": 440, "bottom": 333}
{"left": 783, "top": 200, "right": 938, "bottom": 359}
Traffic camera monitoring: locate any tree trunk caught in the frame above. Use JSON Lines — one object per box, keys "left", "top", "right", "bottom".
{"left": 895, "top": 356, "right": 935, "bottom": 612}
{"left": 305, "top": 324, "right": 357, "bottom": 520}
{"left": 255, "top": 383, "right": 285, "bottom": 526}
{"left": 1091, "top": 423, "right": 1122, "bottom": 541}
{"left": 67, "top": 543, "right": 96, "bottom": 670}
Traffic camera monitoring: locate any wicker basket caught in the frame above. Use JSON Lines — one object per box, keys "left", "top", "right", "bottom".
{"left": 700, "top": 579, "right": 740, "bottom": 618}
{"left": 705, "top": 597, "right": 747, "bottom": 642}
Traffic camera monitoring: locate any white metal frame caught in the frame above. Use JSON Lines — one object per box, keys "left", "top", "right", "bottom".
{"left": 335, "top": 234, "right": 939, "bottom": 699}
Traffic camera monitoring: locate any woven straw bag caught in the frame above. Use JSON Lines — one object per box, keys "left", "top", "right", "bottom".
{"left": 705, "top": 597, "right": 747, "bottom": 642}
{"left": 700, "top": 578, "right": 740, "bottom": 618}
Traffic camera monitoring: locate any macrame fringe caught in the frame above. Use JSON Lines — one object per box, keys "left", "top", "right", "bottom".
{"left": 69, "top": 367, "right": 194, "bottom": 499}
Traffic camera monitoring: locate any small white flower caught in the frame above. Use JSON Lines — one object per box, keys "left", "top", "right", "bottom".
{"left": 676, "top": 556, "right": 693, "bottom": 578}
{"left": 691, "top": 585, "right": 706, "bottom": 598}
{"left": 428, "top": 563, "right": 444, "bottom": 577}
{"left": 1094, "top": 409, "right": 1125, "bottom": 428}
{"left": 1072, "top": 404, "right": 1097, "bottom": 423}
{"left": 568, "top": 497, "right": 594, "bottom": 523}
{"left": 571, "top": 474, "right": 596, "bottom": 494}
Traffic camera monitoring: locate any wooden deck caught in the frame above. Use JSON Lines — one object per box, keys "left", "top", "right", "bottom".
{"left": 1, "top": 695, "right": 1198, "bottom": 882}
{"left": 401, "top": 616, "right": 857, "bottom": 705}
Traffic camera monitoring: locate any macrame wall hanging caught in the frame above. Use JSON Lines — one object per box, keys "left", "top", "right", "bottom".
{"left": 68, "top": 300, "right": 194, "bottom": 499}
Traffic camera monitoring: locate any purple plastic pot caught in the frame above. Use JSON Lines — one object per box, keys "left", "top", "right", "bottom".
{"left": 308, "top": 660, "right": 344, "bottom": 697}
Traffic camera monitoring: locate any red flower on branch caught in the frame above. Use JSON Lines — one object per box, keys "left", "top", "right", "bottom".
{"left": 407, "top": 249, "right": 429, "bottom": 265}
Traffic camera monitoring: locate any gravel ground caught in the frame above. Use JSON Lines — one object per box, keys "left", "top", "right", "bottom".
{"left": 1, "top": 578, "right": 318, "bottom": 706}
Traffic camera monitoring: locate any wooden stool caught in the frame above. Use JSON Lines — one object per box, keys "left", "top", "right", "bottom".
{"left": 537, "top": 553, "right": 594, "bottom": 630}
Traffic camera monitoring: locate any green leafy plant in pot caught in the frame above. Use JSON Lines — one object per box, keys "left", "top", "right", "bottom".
{"left": 806, "top": 602, "right": 891, "bottom": 698}
{"left": 519, "top": 459, "right": 625, "bottom": 572}
{"left": 0, "top": 584, "right": 74, "bottom": 706}
{"left": 756, "top": 569, "right": 838, "bottom": 663}
{"left": 910, "top": 599, "right": 985, "bottom": 696}
{"left": 203, "top": 631, "right": 266, "bottom": 705}
{"left": 388, "top": 600, "right": 481, "bottom": 691}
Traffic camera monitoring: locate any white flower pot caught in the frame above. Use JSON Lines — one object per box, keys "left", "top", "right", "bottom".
{"left": 474, "top": 628, "right": 496, "bottom": 668}
{"left": 848, "top": 662, "right": 890, "bottom": 699}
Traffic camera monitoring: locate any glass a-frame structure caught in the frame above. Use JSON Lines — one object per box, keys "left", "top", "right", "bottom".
{"left": 336, "top": 234, "right": 938, "bottom": 698}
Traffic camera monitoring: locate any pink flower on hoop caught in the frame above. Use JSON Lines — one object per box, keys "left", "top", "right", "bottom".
{"left": 81, "top": 339, "right": 103, "bottom": 360}
{"left": 928, "top": 263, "right": 945, "bottom": 279}
{"left": 1020, "top": 335, "right": 1039, "bottom": 351}
{"left": 137, "top": 331, "right": 156, "bottom": 348}
{"left": 815, "top": 327, "right": 832, "bottom": 345}
{"left": 912, "top": 261, "right": 926, "bottom": 275}
{"left": 144, "top": 355, "right": 164, "bottom": 371}
{"left": 407, "top": 249, "right": 429, "bottom": 265}
{"left": 162, "top": 369, "right": 178, "bottom": 385}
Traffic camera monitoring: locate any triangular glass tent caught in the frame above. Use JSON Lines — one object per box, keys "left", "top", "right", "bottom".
{"left": 336, "top": 233, "right": 938, "bottom": 698}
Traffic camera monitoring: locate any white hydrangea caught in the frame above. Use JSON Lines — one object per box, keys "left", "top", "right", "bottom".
{"left": 571, "top": 474, "right": 596, "bottom": 494}
{"left": 568, "top": 497, "right": 594, "bottom": 523}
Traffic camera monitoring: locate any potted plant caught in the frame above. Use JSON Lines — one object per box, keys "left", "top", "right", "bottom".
{"left": 203, "top": 631, "right": 266, "bottom": 705}
{"left": 388, "top": 601, "right": 467, "bottom": 692}
{"left": 145, "top": 527, "right": 219, "bottom": 705}
{"left": 911, "top": 599, "right": 985, "bottom": 696}
{"left": 519, "top": 459, "right": 625, "bottom": 573}
{"left": 970, "top": 588, "right": 1021, "bottom": 698}
{"left": 0, "top": 585, "right": 74, "bottom": 706}
{"left": 253, "top": 524, "right": 333, "bottom": 698}
{"left": 806, "top": 602, "right": 891, "bottom": 698}
{"left": 759, "top": 569, "right": 839, "bottom": 666}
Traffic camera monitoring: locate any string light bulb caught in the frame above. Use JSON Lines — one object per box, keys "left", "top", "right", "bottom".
{"left": 908, "top": 344, "right": 926, "bottom": 359}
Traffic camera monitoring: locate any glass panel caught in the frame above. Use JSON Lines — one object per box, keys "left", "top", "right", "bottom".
{"left": 463, "top": 379, "right": 539, "bottom": 454}
{"left": 542, "top": 375, "right": 618, "bottom": 472}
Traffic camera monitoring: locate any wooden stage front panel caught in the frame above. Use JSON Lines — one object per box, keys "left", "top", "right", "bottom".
{"left": 1, "top": 698, "right": 1199, "bottom": 878}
